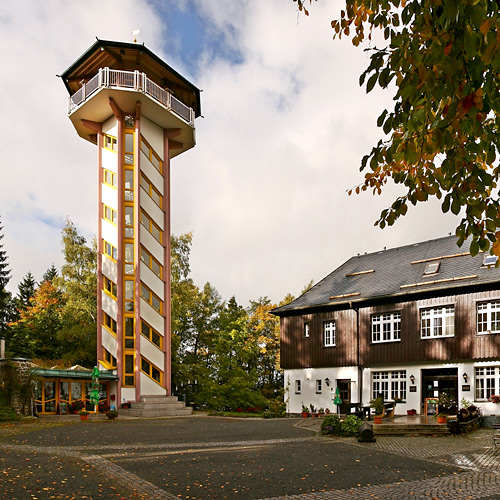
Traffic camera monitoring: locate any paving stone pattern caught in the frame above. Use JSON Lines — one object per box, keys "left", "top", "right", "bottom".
{"left": 263, "top": 430, "right": 500, "bottom": 500}
{"left": 2, "top": 420, "right": 500, "bottom": 500}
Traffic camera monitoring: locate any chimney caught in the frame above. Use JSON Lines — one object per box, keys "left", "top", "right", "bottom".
{"left": 0, "top": 338, "right": 5, "bottom": 359}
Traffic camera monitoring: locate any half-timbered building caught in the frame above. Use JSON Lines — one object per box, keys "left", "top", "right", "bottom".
{"left": 272, "top": 235, "right": 500, "bottom": 416}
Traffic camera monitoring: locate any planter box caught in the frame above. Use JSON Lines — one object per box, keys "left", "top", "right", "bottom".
{"left": 459, "top": 416, "right": 482, "bottom": 433}
{"left": 448, "top": 416, "right": 482, "bottom": 434}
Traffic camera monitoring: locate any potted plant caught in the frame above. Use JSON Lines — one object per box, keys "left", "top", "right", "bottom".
{"left": 121, "top": 401, "right": 131, "bottom": 409}
{"left": 301, "top": 403, "right": 310, "bottom": 418}
{"left": 458, "top": 407, "right": 470, "bottom": 422}
{"left": 106, "top": 410, "right": 118, "bottom": 420}
{"left": 407, "top": 409, "right": 417, "bottom": 416}
{"left": 325, "top": 408, "right": 330, "bottom": 414}
{"left": 436, "top": 412, "right": 447, "bottom": 424}
{"left": 318, "top": 407, "right": 325, "bottom": 417}
{"left": 437, "top": 392, "right": 454, "bottom": 414}
{"left": 489, "top": 395, "right": 500, "bottom": 404}
{"left": 370, "top": 397, "right": 384, "bottom": 424}
{"left": 70, "top": 400, "right": 85, "bottom": 414}
{"left": 310, "top": 404, "right": 317, "bottom": 417}
{"left": 467, "top": 404, "right": 479, "bottom": 419}
{"left": 79, "top": 410, "right": 90, "bottom": 421}
{"left": 98, "top": 401, "right": 110, "bottom": 413}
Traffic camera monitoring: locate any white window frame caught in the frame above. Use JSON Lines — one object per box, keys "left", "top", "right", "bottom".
{"left": 420, "top": 306, "right": 455, "bottom": 338}
{"left": 372, "top": 370, "right": 407, "bottom": 401}
{"left": 304, "top": 322, "right": 310, "bottom": 338}
{"left": 371, "top": 312, "right": 401, "bottom": 343}
{"left": 295, "top": 380, "right": 301, "bottom": 394}
{"left": 477, "top": 300, "right": 500, "bottom": 334}
{"left": 323, "top": 320, "right": 335, "bottom": 347}
{"left": 475, "top": 366, "right": 500, "bottom": 401}
{"left": 316, "top": 379, "right": 322, "bottom": 393}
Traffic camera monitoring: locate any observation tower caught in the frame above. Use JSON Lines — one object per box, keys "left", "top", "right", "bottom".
{"left": 60, "top": 39, "right": 201, "bottom": 411}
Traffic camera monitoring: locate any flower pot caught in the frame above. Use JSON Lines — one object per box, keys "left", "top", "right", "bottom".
{"left": 373, "top": 415, "right": 383, "bottom": 424}
{"left": 301, "top": 412, "right": 310, "bottom": 418}
{"left": 80, "top": 414, "right": 89, "bottom": 421}
{"left": 437, "top": 416, "right": 447, "bottom": 424}
{"left": 407, "top": 409, "right": 417, "bottom": 416}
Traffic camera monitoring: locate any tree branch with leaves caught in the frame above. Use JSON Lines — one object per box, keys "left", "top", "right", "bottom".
{"left": 295, "top": 0, "right": 500, "bottom": 255}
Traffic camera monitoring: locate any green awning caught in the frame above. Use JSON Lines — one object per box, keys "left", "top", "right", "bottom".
{"left": 31, "top": 368, "right": 118, "bottom": 381}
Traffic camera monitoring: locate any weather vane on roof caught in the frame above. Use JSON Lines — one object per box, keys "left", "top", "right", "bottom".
{"left": 132, "top": 29, "right": 141, "bottom": 43}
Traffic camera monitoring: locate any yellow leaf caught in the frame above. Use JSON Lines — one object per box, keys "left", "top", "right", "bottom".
{"left": 480, "top": 18, "right": 495, "bottom": 35}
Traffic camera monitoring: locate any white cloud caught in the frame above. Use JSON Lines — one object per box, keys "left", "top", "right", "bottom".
{"left": 0, "top": 0, "right": 457, "bottom": 305}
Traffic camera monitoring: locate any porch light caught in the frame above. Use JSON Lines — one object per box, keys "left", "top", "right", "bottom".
{"left": 410, "top": 374, "right": 415, "bottom": 384}
{"left": 324, "top": 378, "right": 330, "bottom": 387}
{"left": 463, "top": 373, "right": 468, "bottom": 383}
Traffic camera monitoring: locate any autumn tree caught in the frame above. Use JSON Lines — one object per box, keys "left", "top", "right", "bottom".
{"left": 55, "top": 219, "right": 97, "bottom": 365}
{"left": 170, "top": 234, "right": 221, "bottom": 405}
{"left": 170, "top": 233, "right": 288, "bottom": 410}
{"left": 296, "top": 0, "right": 500, "bottom": 255}
{"left": 8, "top": 220, "right": 97, "bottom": 364}
{"left": 9, "top": 280, "right": 64, "bottom": 360}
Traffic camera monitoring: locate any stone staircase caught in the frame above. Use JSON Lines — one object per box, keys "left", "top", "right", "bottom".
{"left": 373, "top": 422, "right": 450, "bottom": 436}
{"left": 121, "top": 395, "right": 192, "bottom": 418}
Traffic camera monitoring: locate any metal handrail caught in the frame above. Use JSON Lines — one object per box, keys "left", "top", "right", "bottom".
{"left": 68, "top": 67, "right": 194, "bottom": 126}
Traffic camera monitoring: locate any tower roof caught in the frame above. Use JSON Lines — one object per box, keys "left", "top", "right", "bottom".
{"left": 60, "top": 39, "right": 201, "bottom": 117}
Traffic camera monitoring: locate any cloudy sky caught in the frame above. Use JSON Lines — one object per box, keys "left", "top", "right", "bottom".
{"left": 0, "top": 0, "right": 458, "bottom": 306}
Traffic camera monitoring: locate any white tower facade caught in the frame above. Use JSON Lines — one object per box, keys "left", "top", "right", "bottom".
{"left": 61, "top": 40, "right": 201, "bottom": 404}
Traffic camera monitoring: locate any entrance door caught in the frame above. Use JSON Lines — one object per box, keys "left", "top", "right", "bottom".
{"left": 337, "top": 379, "right": 351, "bottom": 415}
{"left": 422, "top": 368, "right": 458, "bottom": 414}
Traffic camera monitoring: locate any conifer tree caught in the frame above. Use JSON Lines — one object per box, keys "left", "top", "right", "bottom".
{"left": 16, "top": 272, "right": 37, "bottom": 312}
{"left": 42, "top": 264, "right": 58, "bottom": 283}
{"left": 0, "top": 217, "right": 12, "bottom": 337}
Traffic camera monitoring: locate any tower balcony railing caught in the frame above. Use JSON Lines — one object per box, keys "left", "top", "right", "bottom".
{"left": 68, "top": 67, "right": 195, "bottom": 126}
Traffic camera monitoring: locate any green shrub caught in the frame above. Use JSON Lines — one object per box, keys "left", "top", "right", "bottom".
{"left": 0, "top": 404, "right": 20, "bottom": 422}
{"left": 266, "top": 399, "right": 286, "bottom": 418}
{"left": 341, "top": 415, "right": 362, "bottom": 436}
{"left": 321, "top": 414, "right": 341, "bottom": 436}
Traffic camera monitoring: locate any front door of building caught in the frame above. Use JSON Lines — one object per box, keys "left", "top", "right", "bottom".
{"left": 337, "top": 379, "right": 351, "bottom": 415}
{"left": 421, "top": 368, "right": 458, "bottom": 414}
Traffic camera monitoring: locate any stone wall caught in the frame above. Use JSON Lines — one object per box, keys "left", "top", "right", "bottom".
{"left": 0, "top": 358, "right": 33, "bottom": 416}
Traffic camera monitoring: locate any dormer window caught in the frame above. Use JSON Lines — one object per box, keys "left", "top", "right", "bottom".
{"left": 483, "top": 254, "right": 498, "bottom": 267}
{"left": 424, "top": 261, "right": 440, "bottom": 275}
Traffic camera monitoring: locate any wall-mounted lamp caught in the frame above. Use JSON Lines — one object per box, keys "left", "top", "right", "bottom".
{"left": 410, "top": 375, "right": 415, "bottom": 385}
{"left": 463, "top": 373, "right": 468, "bottom": 383}
{"left": 324, "top": 377, "right": 330, "bottom": 387}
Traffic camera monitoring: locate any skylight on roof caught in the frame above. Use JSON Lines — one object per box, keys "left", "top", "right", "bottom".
{"left": 423, "top": 261, "right": 440, "bottom": 275}
{"left": 483, "top": 254, "right": 498, "bottom": 267}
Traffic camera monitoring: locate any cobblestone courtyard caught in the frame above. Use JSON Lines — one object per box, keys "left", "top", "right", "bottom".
{"left": 1, "top": 416, "right": 500, "bottom": 500}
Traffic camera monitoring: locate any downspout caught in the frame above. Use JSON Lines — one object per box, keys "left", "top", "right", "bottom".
{"left": 349, "top": 302, "right": 362, "bottom": 407}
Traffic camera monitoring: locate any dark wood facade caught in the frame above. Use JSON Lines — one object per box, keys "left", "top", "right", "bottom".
{"left": 281, "top": 289, "right": 500, "bottom": 370}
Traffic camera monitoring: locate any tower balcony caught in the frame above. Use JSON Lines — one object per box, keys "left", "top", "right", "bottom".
{"left": 68, "top": 67, "right": 196, "bottom": 156}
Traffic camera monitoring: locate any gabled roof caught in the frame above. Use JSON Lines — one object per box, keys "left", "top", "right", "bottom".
{"left": 273, "top": 235, "right": 500, "bottom": 315}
